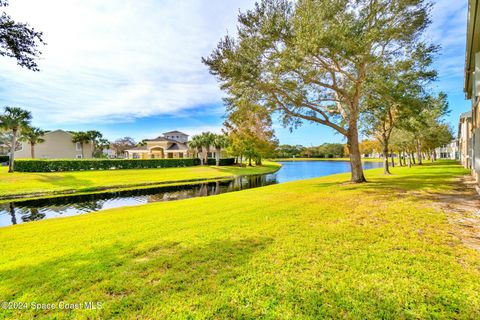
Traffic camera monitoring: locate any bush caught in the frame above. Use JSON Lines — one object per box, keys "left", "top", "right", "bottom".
{"left": 14, "top": 158, "right": 201, "bottom": 172}
{"left": 206, "top": 158, "right": 236, "bottom": 166}
{"left": 0, "top": 155, "right": 9, "bottom": 163}
{"left": 14, "top": 158, "right": 238, "bottom": 172}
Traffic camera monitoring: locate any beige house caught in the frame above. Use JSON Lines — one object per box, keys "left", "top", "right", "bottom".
{"left": 459, "top": 111, "right": 473, "bottom": 168}
{"left": 464, "top": 0, "right": 480, "bottom": 181}
{"left": 14, "top": 129, "right": 93, "bottom": 159}
{"left": 125, "top": 131, "right": 189, "bottom": 159}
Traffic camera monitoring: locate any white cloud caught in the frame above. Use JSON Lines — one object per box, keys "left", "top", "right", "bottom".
{"left": 0, "top": 0, "right": 256, "bottom": 126}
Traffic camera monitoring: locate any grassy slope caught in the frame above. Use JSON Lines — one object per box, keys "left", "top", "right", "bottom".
{"left": 0, "top": 161, "right": 479, "bottom": 319}
{"left": 0, "top": 162, "right": 280, "bottom": 199}
{"left": 274, "top": 157, "right": 382, "bottom": 162}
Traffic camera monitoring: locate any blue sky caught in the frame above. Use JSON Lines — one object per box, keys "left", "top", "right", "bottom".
{"left": 0, "top": 0, "right": 471, "bottom": 145}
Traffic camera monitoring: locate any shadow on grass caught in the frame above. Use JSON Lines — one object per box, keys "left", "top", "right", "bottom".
{"left": 36, "top": 174, "right": 95, "bottom": 188}
{"left": 310, "top": 162, "right": 469, "bottom": 202}
{"left": 0, "top": 237, "right": 272, "bottom": 317}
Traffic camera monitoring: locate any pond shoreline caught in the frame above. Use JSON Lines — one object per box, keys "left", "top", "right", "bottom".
{"left": 0, "top": 163, "right": 282, "bottom": 202}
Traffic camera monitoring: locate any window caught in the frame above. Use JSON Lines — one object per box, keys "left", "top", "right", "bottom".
{"left": 76, "top": 155, "right": 83, "bottom": 159}
{"left": 179, "top": 153, "right": 183, "bottom": 158}
{"left": 133, "top": 153, "right": 139, "bottom": 159}
{"left": 76, "top": 142, "right": 82, "bottom": 151}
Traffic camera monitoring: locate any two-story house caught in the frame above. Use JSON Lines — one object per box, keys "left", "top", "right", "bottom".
{"left": 125, "top": 131, "right": 189, "bottom": 159}
{"left": 14, "top": 130, "right": 93, "bottom": 159}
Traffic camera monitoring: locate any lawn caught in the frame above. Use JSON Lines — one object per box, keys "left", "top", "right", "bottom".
{"left": 0, "top": 161, "right": 479, "bottom": 319}
{"left": 274, "top": 157, "right": 382, "bottom": 162}
{"left": 0, "top": 162, "right": 280, "bottom": 200}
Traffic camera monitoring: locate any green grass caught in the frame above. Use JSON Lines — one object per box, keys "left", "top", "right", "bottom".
{"left": 274, "top": 157, "right": 382, "bottom": 162}
{"left": 0, "top": 162, "right": 280, "bottom": 200}
{"left": 0, "top": 161, "right": 479, "bottom": 319}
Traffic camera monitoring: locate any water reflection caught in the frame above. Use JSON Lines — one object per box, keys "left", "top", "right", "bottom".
{"left": 0, "top": 174, "right": 278, "bottom": 227}
{"left": 0, "top": 161, "right": 382, "bottom": 227}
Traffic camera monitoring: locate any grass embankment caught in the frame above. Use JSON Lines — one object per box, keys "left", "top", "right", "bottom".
{"left": 1, "top": 161, "right": 479, "bottom": 319}
{"left": 0, "top": 162, "right": 280, "bottom": 200}
{"left": 274, "top": 157, "right": 382, "bottom": 162}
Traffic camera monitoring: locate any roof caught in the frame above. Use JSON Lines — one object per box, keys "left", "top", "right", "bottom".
{"left": 166, "top": 143, "right": 188, "bottom": 151}
{"left": 147, "top": 137, "right": 169, "bottom": 142}
{"left": 460, "top": 111, "right": 473, "bottom": 119}
{"left": 163, "top": 130, "right": 188, "bottom": 136}
{"left": 43, "top": 129, "right": 72, "bottom": 136}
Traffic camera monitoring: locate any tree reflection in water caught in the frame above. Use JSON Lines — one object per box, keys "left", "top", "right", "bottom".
{"left": 1, "top": 174, "right": 279, "bottom": 227}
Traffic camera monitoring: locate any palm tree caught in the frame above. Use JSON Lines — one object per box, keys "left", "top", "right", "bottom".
{"left": 212, "top": 134, "right": 229, "bottom": 166}
{"left": 86, "top": 130, "right": 103, "bottom": 158}
{"left": 189, "top": 135, "right": 204, "bottom": 165}
{"left": 20, "top": 126, "right": 45, "bottom": 158}
{"left": 71, "top": 131, "right": 91, "bottom": 159}
{"left": 200, "top": 132, "right": 215, "bottom": 165}
{"left": 0, "top": 107, "right": 32, "bottom": 172}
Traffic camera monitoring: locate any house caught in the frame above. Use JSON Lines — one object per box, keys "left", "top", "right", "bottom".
{"left": 459, "top": 111, "right": 473, "bottom": 168}
{"left": 434, "top": 140, "right": 459, "bottom": 160}
{"left": 463, "top": 0, "right": 480, "bottom": 182}
{"left": 14, "top": 129, "right": 93, "bottom": 159}
{"left": 125, "top": 131, "right": 190, "bottom": 159}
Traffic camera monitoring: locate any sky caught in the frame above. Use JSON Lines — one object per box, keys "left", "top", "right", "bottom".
{"left": 0, "top": 0, "right": 471, "bottom": 145}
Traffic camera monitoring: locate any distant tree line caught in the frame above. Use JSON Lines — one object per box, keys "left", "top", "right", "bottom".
{"left": 274, "top": 143, "right": 345, "bottom": 159}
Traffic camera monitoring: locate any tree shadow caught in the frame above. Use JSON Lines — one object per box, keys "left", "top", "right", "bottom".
{"left": 36, "top": 174, "right": 95, "bottom": 189}
{"left": 0, "top": 237, "right": 272, "bottom": 318}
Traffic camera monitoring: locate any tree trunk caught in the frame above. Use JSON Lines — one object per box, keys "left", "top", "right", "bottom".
{"left": 347, "top": 125, "right": 367, "bottom": 183}
{"left": 30, "top": 143, "right": 35, "bottom": 159}
{"left": 382, "top": 144, "right": 390, "bottom": 175}
{"left": 256, "top": 157, "right": 262, "bottom": 165}
{"left": 416, "top": 141, "right": 422, "bottom": 165}
{"left": 8, "top": 129, "right": 17, "bottom": 173}
{"left": 407, "top": 152, "right": 412, "bottom": 168}
{"left": 206, "top": 147, "right": 211, "bottom": 165}
{"left": 248, "top": 156, "right": 252, "bottom": 166}
{"left": 390, "top": 151, "right": 395, "bottom": 168}
{"left": 215, "top": 147, "right": 220, "bottom": 166}
{"left": 198, "top": 148, "right": 203, "bottom": 165}
{"left": 80, "top": 142, "right": 85, "bottom": 158}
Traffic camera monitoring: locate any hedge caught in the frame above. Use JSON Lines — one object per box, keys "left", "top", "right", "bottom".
{"left": 0, "top": 155, "right": 9, "bottom": 163}
{"left": 14, "top": 158, "right": 200, "bottom": 172}
{"left": 207, "top": 158, "right": 235, "bottom": 166}
{"left": 13, "top": 158, "right": 237, "bottom": 172}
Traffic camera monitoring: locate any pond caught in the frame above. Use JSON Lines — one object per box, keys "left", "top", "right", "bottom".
{"left": 0, "top": 160, "right": 382, "bottom": 227}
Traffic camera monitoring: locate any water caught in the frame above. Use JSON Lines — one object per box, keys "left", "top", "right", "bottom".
{"left": 0, "top": 161, "right": 382, "bottom": 227}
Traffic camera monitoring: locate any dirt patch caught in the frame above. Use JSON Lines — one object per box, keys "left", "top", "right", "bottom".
{"left": 429, "top": 175, "right": 480, "bottom": 252}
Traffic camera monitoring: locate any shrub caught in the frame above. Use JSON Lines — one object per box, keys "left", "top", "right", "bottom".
{"left": 14, "top": 158, "right": 201, "bottom": 172}
{"left": 0, "top": 155, "right": 9, "bottom": 163}
{"left": 13, "top": 158, "right": 238, "bottom": 172}
{"left": 206, "top": 158, "right": 236, "bottom": 166}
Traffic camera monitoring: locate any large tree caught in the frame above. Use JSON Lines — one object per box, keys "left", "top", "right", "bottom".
{"left": 203, "top": 0, "right": 434, "bottom": 182}
{"left": 86, "top": 130, "right": 104, "bottom": 158}
{"left": 362, "top": 41, "right": 437, "bottom": 174}
{"left": 403, "top": 92, "right": 449, "bottom": 165}
{"left": 224, "top": 98, "right": 277, "bottom": 166}
{"left": 111, "top": 137, "right": 136, "bottom": 157}
{"left": 1, "top": 0, "right": 45, "bottom": 70}
{"left": 20, "top": 126, "right": 45, "bottom": 158}
{"left": 0, "top": 106, "right": 32, "bottom": 172}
